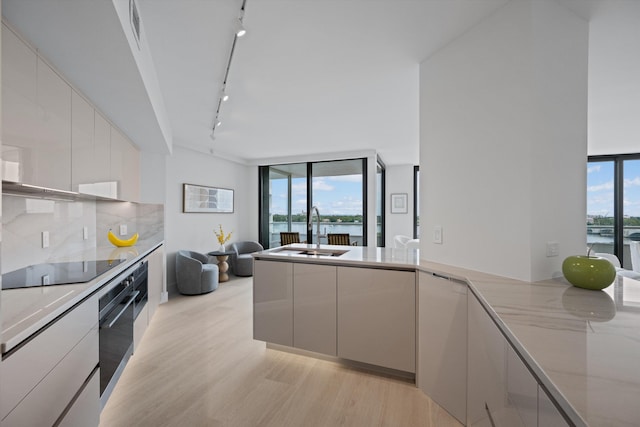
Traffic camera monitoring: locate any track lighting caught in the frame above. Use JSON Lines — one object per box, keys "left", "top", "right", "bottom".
{"left": 235, "top": 19, "right": 246, "bottom": 37}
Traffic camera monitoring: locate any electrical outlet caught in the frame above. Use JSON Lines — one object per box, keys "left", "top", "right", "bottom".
{"left": 119, "top": 224, "right": 127, "bottom": 236}
{"left": 42, "top": 231, "right": 50, "bottom": 248}
{"left": 83, "top": 226, "right": 89, "bottom": 240}
{"left": 433, "top": 226, "right": 443, "bottom": 244}
{"left": 546, "top": 241, "right": 559, "bottom": 257}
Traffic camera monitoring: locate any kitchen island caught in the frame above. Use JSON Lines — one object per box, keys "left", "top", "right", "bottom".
{"left": 254, "top": 244, "right": 640, "bottom": 426}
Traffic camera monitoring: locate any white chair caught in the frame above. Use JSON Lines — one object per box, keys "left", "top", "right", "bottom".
{"left": 393, "top": 235, "right": 412, "bottom": 249}
{"left": 631, "top": 242, "right": 640, "bottom": 273}
{"left": 594, "top": 252, "right": 621, "bottom": 268}
{"left": 405, "top": 239, "right": 420, "bottom": 250}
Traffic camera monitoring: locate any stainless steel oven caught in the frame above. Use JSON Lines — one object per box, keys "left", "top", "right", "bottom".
{"left": 98, "top": 260, "right": 147, "bottom": 408}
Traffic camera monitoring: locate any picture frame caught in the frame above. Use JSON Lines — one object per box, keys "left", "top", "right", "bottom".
{"left": 183, "top": 183, "right": 234, "bottom": 213}
{"left": 390, "top": 193, "right": 408, "bottom": 214}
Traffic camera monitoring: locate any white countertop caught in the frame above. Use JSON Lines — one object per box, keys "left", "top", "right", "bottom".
{"left": 1, "top": 239, "right": 163, "bottom": 354}
{"left": 256, "top": 244, "right": 640, "bottom": 426}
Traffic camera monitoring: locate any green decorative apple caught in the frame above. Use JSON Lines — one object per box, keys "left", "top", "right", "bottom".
{"left": 562, "top": 255, "right": 616, "bottom": 290}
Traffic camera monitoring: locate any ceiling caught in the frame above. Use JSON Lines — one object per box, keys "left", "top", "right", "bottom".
{"left": 4, "top": 0, "right": 599, "bottom": 166}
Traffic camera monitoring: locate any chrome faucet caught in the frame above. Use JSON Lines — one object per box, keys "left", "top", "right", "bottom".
{"left": 308, "top": 205, "right": 321, "bottom": 246}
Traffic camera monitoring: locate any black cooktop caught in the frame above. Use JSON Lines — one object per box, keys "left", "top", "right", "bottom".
{"left": 2, "top": 259, "right": 125, "bottom": 290}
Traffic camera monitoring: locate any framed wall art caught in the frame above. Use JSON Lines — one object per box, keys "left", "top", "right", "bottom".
{"left": 390, "top": 193, "right": 408, "bottom": 214}
{"left": 183, "top": 183, "right": 234, "bottom": 213}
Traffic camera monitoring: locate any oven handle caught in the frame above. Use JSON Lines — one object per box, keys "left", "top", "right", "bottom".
{"left": 100, "top": 291, "right": 139, "bottom": 329}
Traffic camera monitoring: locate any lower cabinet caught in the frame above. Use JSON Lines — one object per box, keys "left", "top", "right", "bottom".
{"left": 293, "top": 263, "right": 337, "bottom": 355}
{"left": 57, "top": 368, "right": 100, "bottom": 427}
{"left": 253, "top": 260, "right": 293, "bottom": 346}
{"left": 337, "top": 266, "right": 416, "bottom": 372}
{"left": 253, "top": 260, "right": 416, "bottom": 372}
{"left": 467, "top": 293, "right": 569, "bottom": 427}
{"left": 538, "top": 387, "right": 570, "bottom": 427}
{"left": 0, "top": 295, "right": 99, "bottom": 427}
{"left": 417, "top": 272, "right": 467, "bottom": 423}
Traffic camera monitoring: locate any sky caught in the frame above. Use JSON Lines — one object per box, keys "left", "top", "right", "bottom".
{"left": 270, "top": 175, "right": 363, "bottom": 216}
{"left": 587, "top": 159, "right": 640, "bottom": 217}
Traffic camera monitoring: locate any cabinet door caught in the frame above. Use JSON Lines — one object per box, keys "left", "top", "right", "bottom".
{"left": 418, "top": 272, "right": 467, "bottom": 423}
{"left": 506, "top": 346, "right": 538, "bottom": 427}
{"left": 147, "top": 245, "right": 165, "bottom": 321}
{"left": 253, "top": 260, "right": 293, "bottom": 346}
{"left": 93, "top": 112, "right": 111, "bottom": 183}
{"left": 56, "top": 368, "right": 100, "bottom": 427}
{"left": 122, "top": 138, "right": 140, "bottom": 201}
{"left": 35, "top": 57, "right": 72, "bottom": 190}
{"left": 2, "top": 23, "right": 38, "bottom": 184}
{"left": 71, "top": 90, "right": 94, "bottom": 191}
{"left": 293, "top": 263, "right": 337, "bottom": 355}
{"left": 110, "top": 126, "right": 140, "bottom": 201}
{"left": 337, "top": 267, "right": 415, "bottom": 372}
{"left": 539, "top": 387, "right": 569, "bottom": 427}
{"left": 468, "top": 295, "right": 525, "bottom": 427}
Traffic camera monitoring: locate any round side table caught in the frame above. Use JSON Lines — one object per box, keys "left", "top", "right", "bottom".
{"left": 207, "top": 250, "right": 234, "bottom": 283}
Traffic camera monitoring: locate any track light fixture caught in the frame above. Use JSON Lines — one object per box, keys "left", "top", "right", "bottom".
{"left": 235, "top": 19, "right": 247, "bottom": 37}
{"left": 210, "top": 0, "right": 247, "bottom": 144}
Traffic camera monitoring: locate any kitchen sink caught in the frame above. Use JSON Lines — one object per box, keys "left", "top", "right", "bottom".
{"left": 273, "top": 247, "right": 349, "bottom": 257}
{"left": 298, "top": 249, "right": 349, "bottom": 257}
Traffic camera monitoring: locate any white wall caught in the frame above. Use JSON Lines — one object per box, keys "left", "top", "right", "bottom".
{"left": 165, "top": 146, "right": 257, "bottom": 293}
{"left": 419, "top": 0, "right": 587, "bottom": 282}
{"left": 385, "top": 164, "right": 415, "bottom": 247}
{"left": 588, "top": 1, "right": 640, "bottom": 156}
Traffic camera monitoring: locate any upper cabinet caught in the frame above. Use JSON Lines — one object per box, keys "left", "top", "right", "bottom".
{"left": 110, "top": 127, "right": 140, "bottom": 202}
{"left": 2, "top": 23, "right": 71, "bottom": 190}
{"left": 3, "top": 22, "right": 141, "bottom": 201}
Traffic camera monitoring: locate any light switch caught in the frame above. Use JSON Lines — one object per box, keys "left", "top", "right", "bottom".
{"left": 433, "top": 226, "right": 443, "bottom": 244}
{"left": 546, "top": 241, "right": 559, "bottom": 257}
{"left": 42, "top": 231, "right": 50, "bottom": 248}
{"left": 83, "top": 226, "right": 89, "bottom": 240}
{"left": 120, "top": 224, "right": 127, "bottom": 236}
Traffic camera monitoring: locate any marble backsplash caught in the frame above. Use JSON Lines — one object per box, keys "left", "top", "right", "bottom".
{"left": 2, "top": 194, "right": 164, "bottom": 273}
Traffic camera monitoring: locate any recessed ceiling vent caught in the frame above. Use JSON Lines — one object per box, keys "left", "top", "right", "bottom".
{"left": 130, "top": 0, "right": 141, "bottom": 49}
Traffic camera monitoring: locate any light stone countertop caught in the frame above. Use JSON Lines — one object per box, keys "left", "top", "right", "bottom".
{"left": 1, "top": 239, "right": 164, "bottom": 354}
{"left": 256, "top": 244, "right": 640, "bottom": 427}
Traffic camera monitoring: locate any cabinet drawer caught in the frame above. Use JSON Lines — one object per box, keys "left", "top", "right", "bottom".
{"left": 0, "top": 295, "right": 98, "bottom": 420}
{"left": 56, "top": 367, "right": 100, "bottom": 427}
{"left": 1, "top": 326, "right": 98, "bottom": 427}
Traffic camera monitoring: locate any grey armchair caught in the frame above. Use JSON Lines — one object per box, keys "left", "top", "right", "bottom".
{"left": 229, "top": 241, "right": 264, "bottom": 277}
{"left": 176, "top": 250, "right": 219, "bottom": 295}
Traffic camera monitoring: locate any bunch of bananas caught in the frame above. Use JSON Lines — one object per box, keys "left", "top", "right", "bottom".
{"left": 107, "top": 229, "right": 139, "bottom": 247}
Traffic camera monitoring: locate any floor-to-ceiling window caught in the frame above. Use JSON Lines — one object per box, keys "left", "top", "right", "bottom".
{"left": 259, "top": 158, "right": 368, "bottom": 249}
{"left": 414, "top": 166, "right": 420, "bottom": 239}
{"left": 587, "top": 154, "right": 640, "bottom": 267}
{"left": 376, "top": 157, "right": 385, "bottom": 247}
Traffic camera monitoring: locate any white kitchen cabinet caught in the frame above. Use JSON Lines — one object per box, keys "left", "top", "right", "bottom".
{"left": 417, "top": 272, "right": 467, "bottom": 423}
{"left": 134, "top": 303, "right": 150, "bottom": 353}
{"left": 538, "top": 386, "right": 570, "bottom": 427}
{"left": 253, "top": 260, "right": 293, "bottom": 346}
{"left": 337, "top": 267, "right": 415, "bottom": 372}
{"left": 34, "top": 56, "right": 72, "bottom": 191}
{"left": 56, "top": 368, "right": 100, "bottom": 427}
{"left": 293, "top": 263, "right": 337, "bottom": 355}
{"left": 110, "top": 126, "right": 140, "bottom": 201}
{"left": 72, "top": 92, "right": 114, "bottom": 196}
{"left": 2, "top": 23, "right": 71, "bottom": 191}
{"left": 2, "top": 24, "right": 38, "bottom": 184}
{"left": 0, "top": 295, "right": 99, "bottom": 427}
{"left": 71, "top": 90, "right": 95, "bottom": 191}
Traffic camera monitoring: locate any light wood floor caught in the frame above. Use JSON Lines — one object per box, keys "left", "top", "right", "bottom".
{"left": 99, "top": 276, "right": 463, "bottom": 427}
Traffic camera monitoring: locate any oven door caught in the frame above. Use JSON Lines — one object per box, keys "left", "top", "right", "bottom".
{"left": 99, "top": 288, "right": 138, "bottom": 407}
